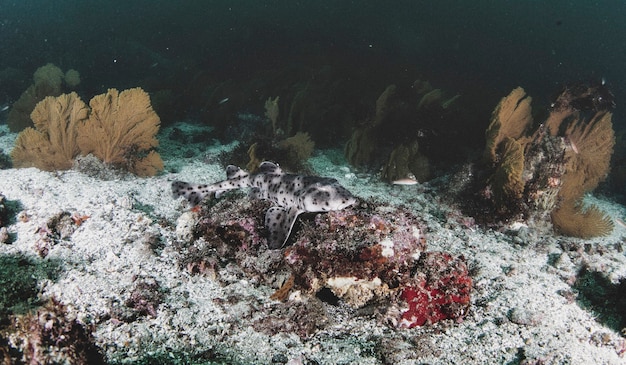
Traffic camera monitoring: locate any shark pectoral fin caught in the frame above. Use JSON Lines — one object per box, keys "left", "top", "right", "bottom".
{"left": 265, "top": 206, "right": 301, "bottom": 249}
{"left": 265, "top": 207, "right": 288, "bottom": 249}
{"left": 214, "top": 189, "right": 229, "bottom": 199}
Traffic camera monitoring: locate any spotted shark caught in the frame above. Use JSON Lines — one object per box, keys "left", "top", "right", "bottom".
{"left": 172, "top": 161, "right": 357, "bottom": 248}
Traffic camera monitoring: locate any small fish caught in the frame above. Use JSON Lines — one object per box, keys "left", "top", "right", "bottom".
{"left": 172, "top": 161, "right": 357, "bottom": 248}
{"left": 615, "top": 218, "right": 626, "bottom": 229}
{"left": 0, "top": 104, "right": 9, "bottom": 112}
{"left": 392, "top": 174, "right": 419, "bottom": 186}
{"left": 218, "top": 98, "right": 229, "bottom": 105}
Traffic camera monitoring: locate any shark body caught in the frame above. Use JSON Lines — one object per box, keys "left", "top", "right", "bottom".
{"left": 172, "top": 161, "right": 357, "bottom": 248}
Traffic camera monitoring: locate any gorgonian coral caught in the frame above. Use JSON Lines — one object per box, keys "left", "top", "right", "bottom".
{"left": 479, "top": 84, "right": 615, "bottom": 237}
{"left": 11, "top": 88, "right": 164, "bottom": 176}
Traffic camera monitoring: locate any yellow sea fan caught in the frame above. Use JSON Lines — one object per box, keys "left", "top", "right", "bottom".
{"left": 484, "top": 87, "right": 533, "bottom": 163}
{"left": 551, "top": 200, "right": 613, "bottom": 238}
{"left": 11, "top": 92, "right": 89, "bottom": 170}
{"left": 564, "top": 111, "right": 614, "bottom": 193}
{"left": 278, "top": 132, "right": 315, "bottom": 161}
{"left": 491, "top": 137, "right": 525, "bottom": 208}
{"left": 77, "top": 87, "right": 163, "bottom": 176}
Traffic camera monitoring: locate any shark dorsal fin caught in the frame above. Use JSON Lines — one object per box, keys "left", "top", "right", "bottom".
{"left": 226, "top": 165, "right": 247, "bottom": 180}
{"left": 258, "top": 161, "right": 283, "bottom": 175}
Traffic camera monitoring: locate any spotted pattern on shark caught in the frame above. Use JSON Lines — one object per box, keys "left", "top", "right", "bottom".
{"left": 172, "top": 161, "right": 357, "bottom": 248}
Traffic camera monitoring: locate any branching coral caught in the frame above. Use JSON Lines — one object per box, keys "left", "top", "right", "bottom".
{"left": 77, "top": 88, "right": 163, "bottom": 176}
{"left": 490, "top": 137, "right": 525, "bottom": 211}
{"left": 551, "top": 200, "right": 614, "bottom": 238}
{"left": 381, "top": 141, "right": 430, "bottom": 183}
{"left": 11, "top": 92, "right": 89, "bottom": 170}
{"left": 242, "top": 132, "right": 315, "bottom": 174}
{"left": 345, "top": 84, "right": 396, "bottom": 167}
{"left": 563, "top": 111, "right": 614, "bottom": 194}
{"left": 277, "top": 132, "right": 315, "bottom": 161}
{"left": 265, "top": 96, "right": 280, "bottom": 134}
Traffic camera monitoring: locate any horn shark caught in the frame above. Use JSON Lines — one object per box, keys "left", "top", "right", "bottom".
{"left": 172, "top": 161, "right": 357, "bottom": 248}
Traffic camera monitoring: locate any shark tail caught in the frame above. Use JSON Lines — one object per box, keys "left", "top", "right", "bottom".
{"left": 172, "top": 181, "right": 211, "bottom": 206}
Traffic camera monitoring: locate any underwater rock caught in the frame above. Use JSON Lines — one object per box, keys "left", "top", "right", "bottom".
{"left": 33, "top": 211, "right": 82, "bottom": 258}
{"left": 125, "top": 276, "right": 164, "bottom": 319}
{"left": 252, "top": 297, "right": 328, "bottom": 338}
{"left": 287, "top": 208, "right": 472, "bottom": 327}
{"left": 179, "top": 195, "right": 471, "bottom": 329}
{"left": 1, "top": 297, "right": 105, "bottom": 364}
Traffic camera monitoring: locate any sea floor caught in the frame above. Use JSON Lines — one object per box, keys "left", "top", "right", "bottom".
{"left": 0, "top": 122, "right": 625, "bottom": 364}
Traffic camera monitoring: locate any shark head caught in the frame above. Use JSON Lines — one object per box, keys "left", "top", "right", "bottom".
{"left": 298, "top": 178, "right": 357, "bottom": 212}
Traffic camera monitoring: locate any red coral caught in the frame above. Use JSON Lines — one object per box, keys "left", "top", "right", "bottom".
{"left": 399, "top": 252, "right": 472, "bottom": 328}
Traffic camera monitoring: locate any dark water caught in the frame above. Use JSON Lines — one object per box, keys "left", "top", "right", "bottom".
{"left": 0, "top": 1, "right": 624, "bottom": 145}
{"left": 2, "top": 2, "right": 623, "bottom": 99}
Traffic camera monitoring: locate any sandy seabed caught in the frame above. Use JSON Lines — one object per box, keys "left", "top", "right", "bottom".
{"left": 0, "top": 123, "right": 625, "bottom": 364}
